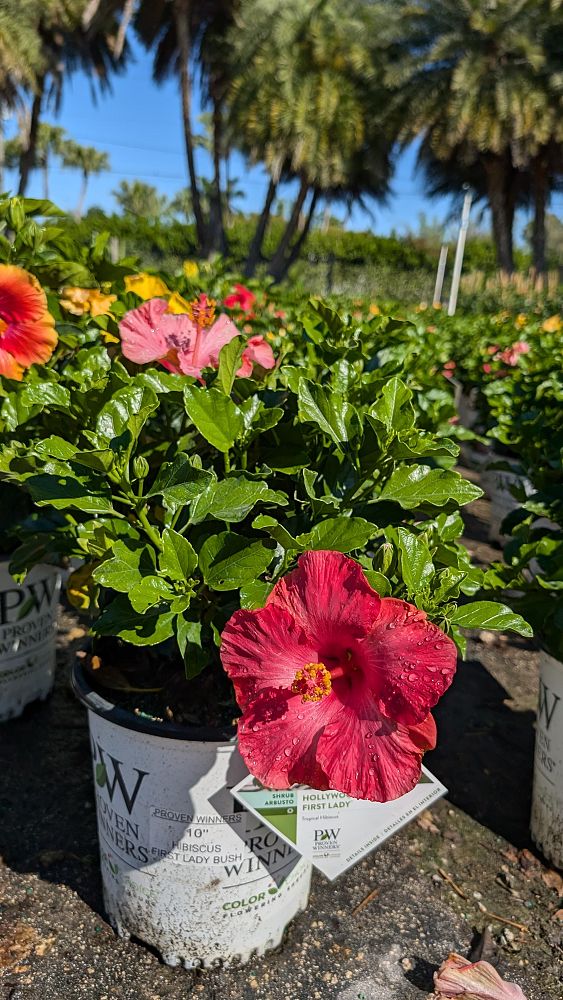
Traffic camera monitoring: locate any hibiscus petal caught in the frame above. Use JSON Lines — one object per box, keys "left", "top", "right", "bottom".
{"left": 120, "top": 299, "right": 196, "bottom": 368}
{"left": 238, "top": 336, "right": 276, "bottom": 373}
{"left": 195, "top": 314, "right": 241, "bottom": 369}
{"left": 434, "top": 953, "right": 527, "bottom": 999}
{"left": 237, "top": 687, "right": 338, "bottom": 790}
{"left": 235, "top": 354, "right": 254, "bottom": 378}
{"left": 119, "top": 298, "right": 171, "bottom": 362}
{"left": 0, "top": 265, "right": 49, "bottom": 324}
{"left": 220, "top": 604, "right": 318, "bottom": 710}
{"left": 0, "top": 347, "right": 23, "bottom": 380}
{"left": 1, "top": 319, "right": 57, "bottom": 366}
{"left": 315, "top": 708, "right": 436, "bottom": 801}
{"left": 360, "top": 598, "right": 457, "bottom": 726}
{"left": 267, "top": 550, "right": 382, "bottom": 650}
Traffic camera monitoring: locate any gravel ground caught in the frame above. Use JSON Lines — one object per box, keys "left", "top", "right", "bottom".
{"left": 1, "top": 475, "right": 562, "bottom": 999}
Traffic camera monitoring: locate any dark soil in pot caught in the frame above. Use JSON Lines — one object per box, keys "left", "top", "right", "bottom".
{"left": 80, "top": 635, "right": 239, "bottom": 731}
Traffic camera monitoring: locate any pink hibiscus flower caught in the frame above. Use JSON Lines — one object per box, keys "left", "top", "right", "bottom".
{"left": 498, "top": 341, "right": 530, "bottom": 367}
{"left": 119, "top": 295, "right": 274, "bottom": 381}
{"left": 223, "top": 283, "right": 256, "bottom": 313}
{"left": 434, "top": 953, "right": 527, "bottom": 999}
{"left": 220, "top": 550, "right": 457, "bottom": 802}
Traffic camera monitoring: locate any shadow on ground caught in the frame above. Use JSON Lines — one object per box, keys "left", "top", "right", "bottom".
{"left": 428, "top": 648, "right": 536, "bottom": 849}
{"left": 0, "top": 616, "right": 103, "bottom": 914}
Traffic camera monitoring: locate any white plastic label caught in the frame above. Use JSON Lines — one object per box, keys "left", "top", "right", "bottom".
{"left": 232, "top": 766, "right": 447, "bottom": 880}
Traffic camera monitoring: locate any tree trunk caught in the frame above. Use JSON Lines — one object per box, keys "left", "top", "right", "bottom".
{"left": 484, "top": 155, "right": 514, "bottom": 274}
{"left": 173, "top": 0, "right": 206, "bottom": 252}
{"left": 267, "top": 177, "right": 309, "bottom": 281}
{"left": 244, "top": 176, "right": 278, "bottom": 278}
{"left": 76, "top": 171, "right": 88, "bottom": 218}
{"left": 204, "top": 99, "right": 227, "bottom": 256}
{"left": 18, "top": 78, "right": 44, "bottom": 196}
{"left": 43, "top": 154, "right": 49, "bottom": 200}
{"left": 531, "top": 154, "right": 548, "bottom": 277}
{"left": 0, "top": 118, "right": 4, "bottom": 193}
{"left": 114, "top": 0, "right": 135, "bottom": 58}
{"left": 274, "top": 188, "right": 319, "bottom": 281}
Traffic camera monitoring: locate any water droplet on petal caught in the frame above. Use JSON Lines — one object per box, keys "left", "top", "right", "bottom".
{"left": 386, "top": 622, "right": 397, "bottom": 629}
{"left": 408, "top": 672, "right": 417, "bottom": 681}
{"left": 283, "top": 746, "right": 293, "bottom": 757}
{"left": 292, "top": 737, "right": 300, "bottom": 746}
{"left": 441, "top": 667, "right": 450, "bottom": 674}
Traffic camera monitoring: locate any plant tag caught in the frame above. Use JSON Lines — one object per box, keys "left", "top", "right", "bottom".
{"left": 231, "top": 766, "right": 447, "bottom": 880}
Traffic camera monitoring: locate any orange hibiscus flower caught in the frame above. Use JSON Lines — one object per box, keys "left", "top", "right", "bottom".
{"left": 0, "top": 265, "right": 57, "bottom": 380}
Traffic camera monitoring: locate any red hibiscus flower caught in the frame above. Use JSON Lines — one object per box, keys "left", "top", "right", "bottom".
{"left": 221, "top": 550, "right": 457, "bottom": 802}
{"left": 0, "top": 265, "right": 57, "bottom": 380}
{"left": 223, "top": 283, "right": 256, "bottom": 313}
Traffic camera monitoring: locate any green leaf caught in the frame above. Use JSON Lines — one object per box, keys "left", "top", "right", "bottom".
{"left": 147, "top": 455, "right": 214, "bottom": 512}
{"left": 199, "top": 532, "right": 275, "bottom": 591}
{"left": 129, "top": 576, "right": 174, "bottom": 613}
{"left": 297, "top": 379, "right": 356, "bottom": 446}
{"left": 93, "top": 594, "right": 175, "bottom": 645}
{"left": 297, "top": 517, "right": 377, "bottom": 553}
{"left": 252, "top": 514, "right": 302, "bottom": 551}
{"left": 176, "top": 614, "right": 208, "bottom": 679}
{"left": 379, "top": 466, "right": 482, "bottom": 509}
{"left": 184, "top": 385, "right": 243, "bottom": 452}
{"left": 450, "top": 602, "right": 533, "bottom": 636}
{"left": 369, "top": 377, "right": 414, "bottom": 432}
{"left": 240, "top": 579, "right": 274, "bottom": 609}
{"left": 95, "top": 763, "right": 107, "bottom": 787}
{"left": 363, "top": 570, "right": 391, "bottom": 596}
{"left": 26, "top": 472, "right": 115, "bottom": 514}
{"left": 93, "top": 540, "right": 154, "bottom": 592}
{"left": 97, "top": 380, "right": 159, "bottom": 444}
{"left": 21, "top": 382, "right": 70, "bottom": 410}
{"left": 160, "top": 528, "right": 197, "bottom": 581}
{"left": 395, "top": 527, "right": 434, "bottom": 595}
{"left": 217, "top": 336, "right": 244, "bottom": 395}
{"left": 190, "top": 477, "right": 287, "bottom": 524}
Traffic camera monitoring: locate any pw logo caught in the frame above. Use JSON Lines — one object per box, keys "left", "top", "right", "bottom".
{"left": 538, "top": 681, "right": 560, "bottom": 731}
{"left": 92, "top": 741, "right": 149, "bottom": 815}
{"left": 314, "top": 828, "right": 340, "bottom": 843}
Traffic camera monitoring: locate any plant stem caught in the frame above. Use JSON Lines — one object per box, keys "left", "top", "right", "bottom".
{"left": 224, "top": 451, "right": 231, "bottom": 474}
{"left": 137, "top": 505, "right": 163, "bottom": 551}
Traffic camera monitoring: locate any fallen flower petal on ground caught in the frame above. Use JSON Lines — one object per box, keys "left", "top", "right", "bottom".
{"left": 434, "top": 952, "right": 527, "bottom": 999}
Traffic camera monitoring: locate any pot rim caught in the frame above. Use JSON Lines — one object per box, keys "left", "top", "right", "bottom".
{"left": 71, "top": 657, "right": 237, "bottom": 744}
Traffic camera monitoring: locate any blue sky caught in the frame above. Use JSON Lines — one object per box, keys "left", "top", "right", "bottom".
{"left": 4, "top": 40, "right": 551, "bottom": 243}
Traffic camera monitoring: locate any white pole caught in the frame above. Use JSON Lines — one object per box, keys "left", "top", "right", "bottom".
{"left": 433, "top": 244, "right": 448, "bottom": 307}
{"left": 447, "top": 188, "right": 472, "bottom": 316}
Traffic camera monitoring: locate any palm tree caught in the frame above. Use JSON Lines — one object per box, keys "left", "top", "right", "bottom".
{"left": 391, "top": 0, "right": 563, "bottom": 274}
{"left": 114, "top": 179, "right": 170, "bottom": 220}
{"left": 15, "top": 0, "right": 128, "bottom": 196}
{"left": 226, "top": 0, "right": 394, "bottom": 280}
{"left": 60, "top": 140, "right": 110, "bottom": 217}
{"left": 4, "top": 122, "right": 67, "bottom": 198}
{"left": 134, "top": 0, "right": 239, "bottom": 255}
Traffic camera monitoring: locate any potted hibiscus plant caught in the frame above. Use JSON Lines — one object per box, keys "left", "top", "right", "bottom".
{"left": 0, "top": 195, "right": 140, "bottom": 720}
{"left": 3, "top": 270, "right": 531, "bottom": 965}
{"left": 482, "top": 368, "right": 563, "bottom": 868}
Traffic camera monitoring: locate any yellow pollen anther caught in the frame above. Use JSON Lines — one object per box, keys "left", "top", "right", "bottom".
{"left": 186, "top": 295, "right": 216, "bottom": 328}
{"left": 291, "top": 662, "right": 332, "bottom": 703}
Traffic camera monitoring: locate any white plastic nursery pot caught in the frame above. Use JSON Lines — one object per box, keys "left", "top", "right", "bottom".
{"left": 72, "top": 660, "right": 313, "bottom": 968}
{"left": 480, "top": 466, "right": 532, "bottom": 543}
{"left": 531, "top": 649, "right": 563, "bottom": 869}
{"left": 0, "top": 561, "right": 62, "bottom": 722}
